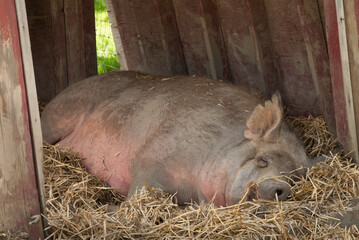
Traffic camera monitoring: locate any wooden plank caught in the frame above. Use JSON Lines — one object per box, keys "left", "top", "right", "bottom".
{"left": 50, "top": 0, "right": 68, "bottom": 96}
{"left": 324, "top": 0, "right": 358, "bottom": 160}
{"left": 263, "top": 0, "right": 321, "bottom": 116}
{"left": 131, "top": 0, "right": 186, "bottom": 75}
{"left": 15, "top": 0, "right": 46, "bottom": 223}
{"left": 154, "top": 0, "right": 187, "bottom": 75}
{"left": 335, "top": 0, "right": 358, "bottom": 160}
{"left": 296, "top": 0, "right": 336, "bottom": 133}
{"left": 344, "top": 0, "right": 359, "bottom": 161}
{"left": 27, "top": 0, "right": 96, "bottom": 100}
{"left": 25, "top": 0, "right": 56, "bottom": 102}
{"left": 317, "top": 0, "right": 326, "bottom": 36}
{"left": 245, "top": 0, "right": 280, "bottom": 96}
{"left": 216, "top": 0, "right": 268, "bottom": 92}
{"left": 64, "top": 0, "right": 86, "bottom": 84}
{"left": 172, "top": 0, "right": 230, "bottom": 80}
{"left": 0, "top": 0, "right": 43, "bottom": 237}
{"left": 105, "top": 0, "right": 138, "bottom": 70}
{"left": 106, "top": 0, "right": 186, "bottom": 75}
{"left": 82, "top": 0, "right": 97, "bottom": 77}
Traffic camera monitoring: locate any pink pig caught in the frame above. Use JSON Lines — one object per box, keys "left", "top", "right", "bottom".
{"left": 42, "top": 71, "right": 313, "bottom": 206}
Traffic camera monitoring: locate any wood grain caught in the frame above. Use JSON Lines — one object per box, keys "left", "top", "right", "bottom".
{"left": 0, "top": 0, "right": 43, "bottom": 237}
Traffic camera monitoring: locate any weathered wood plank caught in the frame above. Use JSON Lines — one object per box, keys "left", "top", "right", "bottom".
{"left": 27, "top": 0, "right": 96, "bottom": 101}
{"left": 245, "top": 0, "right": 280, "bottom": 96}
{"left": 25, "top": 0, "right": 55, "bottom": 102}
{"left": 344, "top": 0, "right": 359, "bottom": 162}
{"left": 106, "top": 0, "right": 140, "bottom": 70}
{"left": 82, "top": 0, "right": 97, "bottom": 77}
{"left": 15, "top": 0, "right": 46, "bottom": 223}
{"left": 296, "top": 0, "right": 336, "bottom": 133}
{"left": 217, "top": 0, "right": 266, "bottom": 91}
{"left": 50, "top": 0, "right": 68, "bottom": 96}
{"left": 154, "top": 0, "right": 187, "bottom": 75}
{"left": 172, "top": 0, "right": 230, "bottom": 80}
{"left": 106, "top": 0, "right": 186, "bottom": 75}
{"left": 335, "top": 0, "right": 358, "bottom": 160}
{"left": 324, "top": 0, "right": 358, "bottom": 160}
{"left": 0, "top": 0, "right": 43, "bottom": 237}
{"left": 64, "top": 0, "right": 86, "bottom": 84}
{"left": 263, "top": 0, "right": 322, "bottom": 116}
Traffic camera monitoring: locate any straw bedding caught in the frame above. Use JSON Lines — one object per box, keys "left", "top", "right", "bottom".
{"left": 42, "top": 116, "right": 359, "bottom": 239}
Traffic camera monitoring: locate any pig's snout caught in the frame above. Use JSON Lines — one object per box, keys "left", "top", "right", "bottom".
{"left": 258, "top": 179, "right": 291, "bottom": 200}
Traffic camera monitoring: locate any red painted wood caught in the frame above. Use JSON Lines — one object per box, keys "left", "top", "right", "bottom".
{"left": 264, "top": 0, "right": 321, "bottom": 116}
{"left": 323, "top": 0, "right": 348, "bottom": 149}
{"left": 172, "top": 0, "right": 230, "bottom": 80}
{"left": 0, "top": 0, "right": 43, "bottom": 237}
{"left": 296, "top": 0, "right": 335, "bottom": 132}
{"left": 110, "top": 0, "right": 186, "bottom": 75}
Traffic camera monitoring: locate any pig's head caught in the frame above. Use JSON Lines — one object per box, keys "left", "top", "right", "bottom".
{"left": 222, "top": 93, "right": 311, "bottom": 205}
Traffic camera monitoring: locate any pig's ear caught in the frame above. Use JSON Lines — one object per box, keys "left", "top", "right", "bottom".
{"left": 244, "top": 93, "right": 283, "bottom": 142}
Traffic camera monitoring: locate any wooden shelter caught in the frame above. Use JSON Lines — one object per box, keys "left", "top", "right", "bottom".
{"left": 1, "top": 0, "right": 359, "bottom": 237}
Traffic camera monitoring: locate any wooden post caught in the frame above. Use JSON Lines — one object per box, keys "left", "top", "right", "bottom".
{"left": 0, "top": 0, "right": 44, "bottom": 237}
{"left": 343, "top": 0, "right": 359, "bottom": 162}
{"left": 324, "top": 0, "right": 359, "bottom": 161}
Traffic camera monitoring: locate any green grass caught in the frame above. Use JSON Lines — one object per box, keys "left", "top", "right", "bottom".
{"left": 95, "top": 0, "right": 121, "bottom": 74}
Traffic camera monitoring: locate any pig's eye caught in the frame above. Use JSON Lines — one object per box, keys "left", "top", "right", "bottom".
{"left": 256, "top": 157, "right": 269, "bottom": 168}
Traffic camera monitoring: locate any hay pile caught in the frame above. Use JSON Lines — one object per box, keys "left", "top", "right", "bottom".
{"left": 43, "top": 116, "right": 359, "bottom": 239}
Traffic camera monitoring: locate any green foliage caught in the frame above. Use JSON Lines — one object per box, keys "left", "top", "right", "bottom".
{"left": 95, "top": 0, "right": 120, "bottom": 74}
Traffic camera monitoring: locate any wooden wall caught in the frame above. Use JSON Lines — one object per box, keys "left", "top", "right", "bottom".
{"left": 25, "top": 0, "right": 97, "bottom": 102}
{"left": 0, "top": 0, "right": 43, "bottom": 237}
{"left": 106, "top": 0, "right": 335, "bottom": 128}
{"left": 106, "top": 0, "right": 359, "bottom": 160}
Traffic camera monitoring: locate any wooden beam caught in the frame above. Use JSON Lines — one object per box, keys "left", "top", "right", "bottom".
{"left": 82, "top": 0, "right": 97, "bottom": 77}
{"left": 335, "top": 0, "right": 358, "bottom": 160}
{"left": 324, "top": 0, "right": 358, "bottom": 161}
{"left": 50, "top": 0, "right": 68, "bottom": 96}
{"left": 64, "top": 0, "right": 86, "bottom": 84}
{"left": 0, "top": 0, "right": 43, "bottom": 237}
{"left": 343, "top": 0, "right": 359, "bottom": 162}
{"left": 15, "top": 0, "right": 46, "bottom": 225}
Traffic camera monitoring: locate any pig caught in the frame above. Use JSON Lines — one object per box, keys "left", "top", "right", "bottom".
{"left": 41, "top": 71, "right": 313, "bottom": 206}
